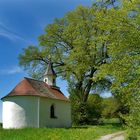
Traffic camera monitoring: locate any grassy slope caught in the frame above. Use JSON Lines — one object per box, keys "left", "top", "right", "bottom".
{"left": 0, "top": 124, "right": 124, "bottom": 140}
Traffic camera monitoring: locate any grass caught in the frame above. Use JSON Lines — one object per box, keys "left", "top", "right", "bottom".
{"left": 0, "top": 124, "right": 124, "bottom": 140}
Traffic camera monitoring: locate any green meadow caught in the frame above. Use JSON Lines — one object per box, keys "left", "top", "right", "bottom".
{"left": 0, "top": 124, "right": 123, "bottom": 140}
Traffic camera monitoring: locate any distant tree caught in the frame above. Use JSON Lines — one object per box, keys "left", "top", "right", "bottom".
{"left": 101, "top": 97, "right": 120, "bottom": 118}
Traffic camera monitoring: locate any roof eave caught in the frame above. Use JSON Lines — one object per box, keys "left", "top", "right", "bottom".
{"left": 1, "top": 95, "right": 70, "bottom": 102}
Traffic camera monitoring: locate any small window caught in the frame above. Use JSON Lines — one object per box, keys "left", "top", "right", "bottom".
{"left": 44, "top": 78, "right": 47, "bottom": 83}
{"left": 50, "top": 104, "right": 57, "bottom": 119}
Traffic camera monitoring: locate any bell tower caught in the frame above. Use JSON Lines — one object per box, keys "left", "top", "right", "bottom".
{"left": 43, "top": 60, "right": 56, "bottom": 86}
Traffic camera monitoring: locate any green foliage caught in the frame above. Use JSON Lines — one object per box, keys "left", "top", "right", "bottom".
{"left": 19, "top": 46, "right": 47, "bottom": 79}
{"left": 19, "top": 5, "right": 104, "bottom": 80}
{"left": 0, "top": 125, "right": 124, "bottom": 140}
{"left": 69, "top": 89, "right": 89, "bottom": 125}
{"left": 87, "top": 94, "right": 103, "bottom": 124}
{"left": 101, "top": 97, "right": 120, "bottom": 118}
{"left": 125, "top": 93, "right": 140, "bottom": 139}
{"left": 99, "top": 118, "right": 121, "bottom": 125}
{"left": 71, "top": 93, "right": 122, "bottom": 125}
{"left": 94, "top": 0, "right": 140, "bottom": 138}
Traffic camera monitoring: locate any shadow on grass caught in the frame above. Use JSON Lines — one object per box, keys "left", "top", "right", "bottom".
{"left": 70, "top": 126, "right": 88, "bottom": 129}
{"left": 101, "top": 123, "right": 123, "bottom": 127}
{"left": 67, "top": 123, "right": 123, "bottom": 130}
{"left": 61, "top": 122, "right": 121, "bottom": 130}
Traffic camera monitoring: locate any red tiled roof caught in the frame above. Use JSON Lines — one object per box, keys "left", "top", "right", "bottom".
{"left": 1, "top": 77, "right": 69, "bottom": 102}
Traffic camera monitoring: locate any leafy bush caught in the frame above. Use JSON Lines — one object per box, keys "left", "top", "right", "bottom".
{"left": 87, "top": 94, "right": 103, "bottom": 124}
{"left": 125, "top": 93, "right": 140, "bottom": 139}
{"left": 101, "top": 97, "right": 120, "bottom": 119}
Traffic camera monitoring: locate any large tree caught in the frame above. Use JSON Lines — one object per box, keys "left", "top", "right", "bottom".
{"left": 19, "top": 4, "right": 110, "bottom": 124}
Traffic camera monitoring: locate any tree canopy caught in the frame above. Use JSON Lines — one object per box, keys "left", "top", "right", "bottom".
{"left": 94, "top": 0, "right": 140, "bottom": 137}
{"left": 19, "top": 4, "right": 110, "bottom": 103}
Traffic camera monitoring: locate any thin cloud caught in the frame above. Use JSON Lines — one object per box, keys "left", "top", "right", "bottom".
{"left": 0, "top": 66, "right": 23, "bottom": 75}
{"left": 0, "top": 22, "right": 27, "bottom": 42}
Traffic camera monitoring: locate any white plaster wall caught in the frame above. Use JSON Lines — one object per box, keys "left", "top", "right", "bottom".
{"left": 44, "top": 75, "right": 55, "bottom": 86}
{"left": 47, "top": 76, "right": 53, "bottom": 85}
{"left": 2, "top": 96, "right": 39, "bottom": 129}
{"left": 39, "top": 98, "right": 71, "bottom": 128}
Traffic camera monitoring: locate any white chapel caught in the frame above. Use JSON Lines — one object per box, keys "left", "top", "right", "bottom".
{"left": 1, "top": 61, "right": 71, "bottom": 128}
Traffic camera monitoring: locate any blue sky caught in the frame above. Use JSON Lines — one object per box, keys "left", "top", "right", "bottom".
{"left": 0, "top": 0, "right": 94, "bottom": 122}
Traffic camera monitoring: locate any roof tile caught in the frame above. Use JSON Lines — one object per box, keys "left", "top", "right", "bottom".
{"left": 1, "top": 77, "right": 69, "bottom": 102}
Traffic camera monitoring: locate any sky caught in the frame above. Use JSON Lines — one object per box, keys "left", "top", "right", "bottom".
{"left": 0, "top": 0, "right": 96, "bottom": 123}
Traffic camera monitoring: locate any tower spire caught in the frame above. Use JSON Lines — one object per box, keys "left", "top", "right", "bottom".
{"left": 43, "top": 59, "right": 56, "bottom": 86}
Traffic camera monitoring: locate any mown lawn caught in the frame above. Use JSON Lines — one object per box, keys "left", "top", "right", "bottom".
{"left": 0, "top": 124, "right": 124, "bottom": 140}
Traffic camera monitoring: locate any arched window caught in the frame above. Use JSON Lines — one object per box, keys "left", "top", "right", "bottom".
{"left": 50, "top": 104, "right": 57, "bottom": 118}
{"left": 53, "top": 78, "right": 56, "bottom": 85}
{"left": 44, "top": 78, "right": 48, "bottom": 83}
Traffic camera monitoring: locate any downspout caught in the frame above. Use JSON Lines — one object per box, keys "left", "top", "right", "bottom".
{"left": 38, "top": 97, "right": 40, "bottom": 128}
